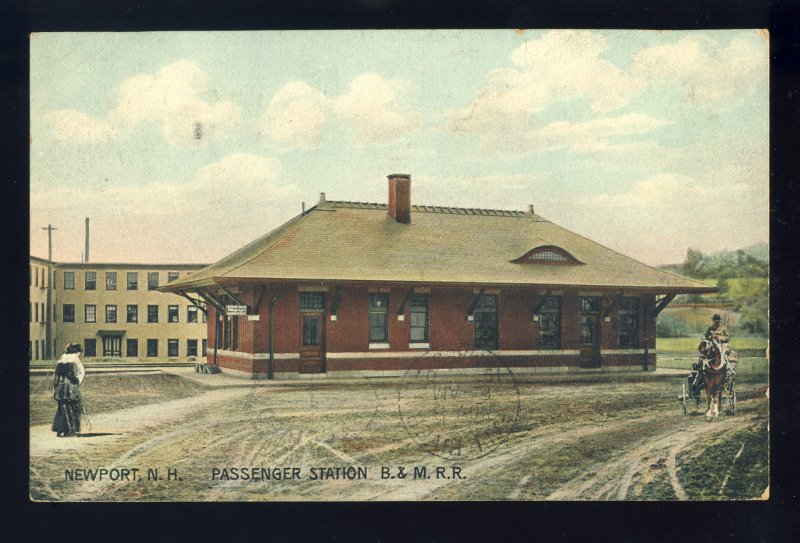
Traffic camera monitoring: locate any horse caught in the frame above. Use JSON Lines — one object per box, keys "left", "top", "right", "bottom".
{"left": 698, "top": 337, "right": 729, "bottom": 421}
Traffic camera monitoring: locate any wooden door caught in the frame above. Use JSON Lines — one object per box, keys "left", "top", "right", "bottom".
{"left": 579, "top": 314, "right": 601, "bottom": 368}
{"left": 299, "top": 313, "right": 325, "bottom": 373}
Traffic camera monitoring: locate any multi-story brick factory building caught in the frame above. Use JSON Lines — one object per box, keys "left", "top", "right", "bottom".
{"left": 29, "top": 259, "right": 208, "bottom": 361}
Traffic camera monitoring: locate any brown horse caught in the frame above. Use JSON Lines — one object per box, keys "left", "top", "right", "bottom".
{"left": 698, "top": 338, "right": 729, "bottom": 421}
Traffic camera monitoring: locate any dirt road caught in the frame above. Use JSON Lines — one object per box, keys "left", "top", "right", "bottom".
{"left": 29, "top": 371, "right": 768, "bottom": 501}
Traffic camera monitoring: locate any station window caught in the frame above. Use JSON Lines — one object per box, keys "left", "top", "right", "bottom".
{"left": 619, "top": 297, "right": 640, "bottom": 349}
{"left": 369, "top": 294, "right": 389, "bottom": 343}
{"left": 300, "top": 293, "right": 325, "bottom": 311}
{"left": 127, "top": 272, "right": 138, "bottom": 290}
{"left": 168, "top": 305, "right": 179, "bottom": 323}
{"left": 146, "top": 339, "right": 158, "bottom": 357}
{"left": 105, "top": 272, "right": 117, "bottom": 290}
{"left": 127, "top": 304, "right": 138, "bottom": 323}
{"left": 64, "top": 271, "right": 75, "bottom": 290}
{"left": 538, "top": 295, "right": 562, "bottom": 349}
{"left": 409, "top": 293, "right": 429, "bottom": 343}
{"left": 85, "top": 304, "right": 96, "bottom": 323}
{"left": 85, "top": 271, "right": 97, "bottom": 290}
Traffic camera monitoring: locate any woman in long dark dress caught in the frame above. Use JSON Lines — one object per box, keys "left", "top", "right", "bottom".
{"left": 52, "top": 343, "right": 85, "bottom": 437}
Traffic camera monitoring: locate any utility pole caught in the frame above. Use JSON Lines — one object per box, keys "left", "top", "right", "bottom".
{"left": 42, "top": 224, "right": 57, "bottom": 359}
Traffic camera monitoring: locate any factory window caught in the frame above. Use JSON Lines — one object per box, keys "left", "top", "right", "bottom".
{"left": 85, "top": 304, "right": 96, "bottom": 323}
{"left": 35, "top": 267, "right": 39, "bottom": 287}
{"left": 168, "top": 305, "right": 179, "bottom": 323}
{"left": 202, "top": 339, "right": 207, "bottom": 356}
{"left": 168, "top": 339, "right": 179, "bottom": 357}
{"left": 147, "top": 305, "right": 159, "bottom": 323}
{"left": 146, "top": 339, "right": 158, "bottom": 357}
{"left": 64, "top": 271, "right": 75, "bottom": 290}
{"left": 369, "top": 294, "right": 389, "bottom": 343}
{"left": 34, "top": 303, "right": 39, "bottom": 323}
{"left": 127, "top": 304, "right": 138, "bottom": 323}
{"left": 85, "top": 271, "right": 97, "bottom": 290}
{"left": 63, "top": 304, "right": 75, "bottom": 323}
{"left": 168, "top": 271, "right": 179, "bottom": 282}
{"left": 53, "top": 304, "right": 57, "bottom": 322}
{"left": 105, "top": 305, "right": 117, "bottom": 323}
{"left": 126, "top": 339, "right": 138, "bottom": 357}
{"left": 127, "top": 272, "right": 138, "bottom": 290}
{"left": 105, "top": 272, "right": 117, "bottom": 290}
{"left": 147, "top": 272, "right": 159, "bottom": 290}
{"left": 187, "top": 339, "right": 198, "bottom": 357}
{"left": 538, "top": 296, "right": 562, "bottom": 349}
{"left": 187, "top": 305, "right": 198, "bottom": 323}
{"left": 409, "top": 293, "right": 429, "bottom": 344}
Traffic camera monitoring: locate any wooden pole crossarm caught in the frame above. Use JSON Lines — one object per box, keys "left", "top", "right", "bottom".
{"left": 331, "top": 286, "right": 341, "bottom": 317}
{"left": 532, "top": 290, "right": 553, "bottom": 315}
{"left": 397, "top": 288, "right": 414, "bottom": 315}
{"left": 219, "top": 286, "right": 245, "bottom": 307}
{"left": 467, "top": 288, "right": 486, "bottom": 317}
{"left": 653, "top": 293, "right": 678, "bottom": 317}
{"left": 177, "top": 292, "right": 208, "bottom": 315}
{"left": 602, "top": 291, "right": 625, "bottom": 319}
{"left": 253, "top": 285, "right": 267, "bottom": 314}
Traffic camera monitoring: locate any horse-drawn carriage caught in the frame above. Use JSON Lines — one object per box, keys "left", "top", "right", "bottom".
{"left": 679, "top": 337, "right": 737, "bottom": 418}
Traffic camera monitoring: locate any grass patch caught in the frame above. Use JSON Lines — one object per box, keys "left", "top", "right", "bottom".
{"left": 657, "top": 337, "right": 767, "bottom": 353}
{"left": 30, "top": 372, "right": 209, "bottom": 426}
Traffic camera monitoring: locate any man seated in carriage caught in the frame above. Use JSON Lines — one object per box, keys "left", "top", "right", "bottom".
{"left": 702, "top": 314, "right": 737, "bottom": 374}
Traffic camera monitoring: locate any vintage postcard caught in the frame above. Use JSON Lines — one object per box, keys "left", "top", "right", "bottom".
{"left": 29, "top": 30, "right": 769, "bottom": 501}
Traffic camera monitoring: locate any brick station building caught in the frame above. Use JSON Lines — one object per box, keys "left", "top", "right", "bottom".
{"left": 162, "top": 174, "right": 714, "bottom": 379}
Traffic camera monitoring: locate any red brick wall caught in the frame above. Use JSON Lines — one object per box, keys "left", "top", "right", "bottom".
{"left": 205, "top": 283, "right": 659, "bottom": 374}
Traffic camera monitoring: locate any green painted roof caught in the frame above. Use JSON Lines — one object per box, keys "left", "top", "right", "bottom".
{"left": 163, "top": 199, "right": 714, "bottom": 293}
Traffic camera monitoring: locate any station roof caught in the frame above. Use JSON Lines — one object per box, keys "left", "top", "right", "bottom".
{"left": 161, "top": 199, "right": 715, "bottom": 294}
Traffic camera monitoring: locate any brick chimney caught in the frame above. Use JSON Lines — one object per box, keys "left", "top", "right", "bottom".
{"left": 387, "top": 174, "right": 411, "bottom": 224}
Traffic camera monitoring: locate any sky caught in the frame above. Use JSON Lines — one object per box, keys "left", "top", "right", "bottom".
{"left": 29, "top": 30, "right": 769, "bottom": 266}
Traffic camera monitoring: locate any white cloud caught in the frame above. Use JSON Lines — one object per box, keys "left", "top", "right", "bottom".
{"left": 47, "top": 60, "right": 241, "bottom": 147}
{"left": 261, "top": 72, "right": 421, "bottom": 149}
{"left": 447, "top": 30, "right": 647, "bottom": 143}
{"left": 631, "top": 33, "right": 767, "bottom": 106}
{"left": 264, "top": 81, "right": 330, "bottom": 150}
{"left": 48, "top": 109, "right": 117, "bottom": 143}
{"left": 332, "top": 73, "right": 421, "bottom": 144}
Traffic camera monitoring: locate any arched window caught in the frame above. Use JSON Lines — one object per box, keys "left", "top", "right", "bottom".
{"left": 511, "top": 245, "right": 583, "bottom": 265}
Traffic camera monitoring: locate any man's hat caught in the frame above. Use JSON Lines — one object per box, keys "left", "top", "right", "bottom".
{"left": 712, "top": 314, "right": 722, "bottom": 321}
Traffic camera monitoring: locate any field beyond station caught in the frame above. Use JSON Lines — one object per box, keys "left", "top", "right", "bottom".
{"left": 30, "top": 362, "right": 768, "bottom": 501}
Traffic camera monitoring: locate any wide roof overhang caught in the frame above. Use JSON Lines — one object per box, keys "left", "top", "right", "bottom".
{"left": 161, "top": 275, "right": 717, "bottom": 296}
